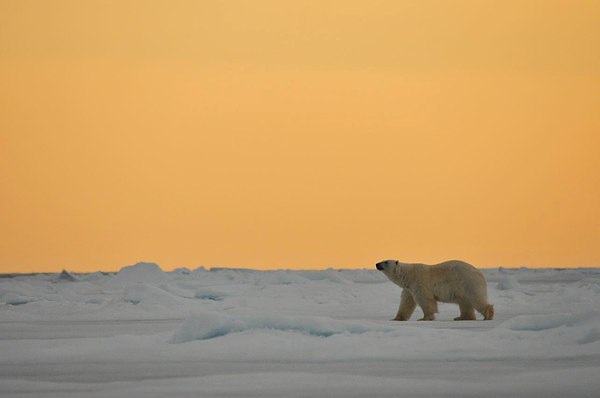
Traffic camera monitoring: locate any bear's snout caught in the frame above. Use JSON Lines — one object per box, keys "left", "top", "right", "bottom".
{"left": 376, "top": 262, "right": 385, "bottom": 271}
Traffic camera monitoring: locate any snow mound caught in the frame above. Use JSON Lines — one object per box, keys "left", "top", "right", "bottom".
{"left": 498, "top": 311, "right": 600, "bottom": 345}
{"left": 2, "top": 292, "right": 31, "bottom": 305}
{"left": 113, "top": 262, "right": 165, "bottom": 285}
{"left": 172, "top": 267, "right": 191, "bottom": 275}
{"left": 0, "top": 284, "right": 35, "bottom": 305}
{"left": 83, "top": 271, "right": 106, "bottom": 281}
{"left": 336, "top": 269, "right": 387, "bottom": 283}
{"left": 123, "top": 283, "right": 184, "bottom": 305}
{"left": 258, "top": 270, "right": 310, "bottom": 285}
{"left": 57, "top": 270, "right": 78, "bottom": 282}
{"left": 171, "top": 311, "right": 393, "bottom": 343}
{"left": 299, "top": 270, "right": 349, "bottom": 283}
{"left": 497, "top": 275, "right": 520, "bottom": 290}
{"left": 505, "top": 311, "right": 600, "bottom": 331}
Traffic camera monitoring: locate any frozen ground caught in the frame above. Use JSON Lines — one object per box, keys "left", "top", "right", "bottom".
{"left": 1, "top": 262, "right": 599, "bottom": 397}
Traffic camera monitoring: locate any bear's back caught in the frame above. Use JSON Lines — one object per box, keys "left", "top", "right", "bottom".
{"left": 437, "top": 260, "right": 478, "bottom": 272}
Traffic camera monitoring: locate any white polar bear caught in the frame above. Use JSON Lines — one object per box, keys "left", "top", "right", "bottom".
{"left": 376, "top": 259, "right": 494, "bottom": 321}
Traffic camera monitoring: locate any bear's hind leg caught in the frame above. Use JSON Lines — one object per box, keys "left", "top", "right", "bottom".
{"left": 473, "top": 301, "right": 494, "bottom": 320}
{"left": 481, "top": 304, "right": 494, "bottom": 320}
{"left": 454, "top": 301, "right": 476, "bottom": 321}
{"left": 415, "top": 297, "right": 438, "bottom": 321}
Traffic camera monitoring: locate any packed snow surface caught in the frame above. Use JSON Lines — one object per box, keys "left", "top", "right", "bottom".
{"left": 1, "top": 263, "right": 599, "bottom": 397}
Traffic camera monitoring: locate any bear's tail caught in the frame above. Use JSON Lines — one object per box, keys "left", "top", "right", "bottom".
{"left": 483, "top": 304, "right": 494, "bottom": 320}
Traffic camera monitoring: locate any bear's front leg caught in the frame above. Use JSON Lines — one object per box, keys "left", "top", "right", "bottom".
{"left": 392, "top": 289, "right": 416, "bottom": 321}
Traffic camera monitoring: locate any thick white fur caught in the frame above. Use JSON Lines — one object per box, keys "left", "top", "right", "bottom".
{"left": 377, "top": 260, "right": 494, "bottom": 321}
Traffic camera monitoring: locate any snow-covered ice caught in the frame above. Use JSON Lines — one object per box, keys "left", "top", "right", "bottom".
{"left": 1, "top": 262, "right": 599, "bottom": 397}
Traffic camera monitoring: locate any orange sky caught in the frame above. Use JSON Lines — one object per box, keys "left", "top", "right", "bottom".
{"left": 1, "top": 1, "right": 599, "bottom": 272}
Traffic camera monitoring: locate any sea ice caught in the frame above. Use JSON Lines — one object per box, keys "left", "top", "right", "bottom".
{"left": 0, "top": 264, "right": 599, "bottom": 397}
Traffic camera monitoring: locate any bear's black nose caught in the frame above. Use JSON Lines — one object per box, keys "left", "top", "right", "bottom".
{"left": 376, "top": 262, "right": 384, "bottom": 271}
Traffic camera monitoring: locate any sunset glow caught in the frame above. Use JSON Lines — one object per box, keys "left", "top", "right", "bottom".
{"left": 1, "top": 1, "right": 599, "bottom": 272}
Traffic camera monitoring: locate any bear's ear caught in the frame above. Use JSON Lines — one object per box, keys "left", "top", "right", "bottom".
{"left": 395, "top": 260, "right": 399, "bottom": 265}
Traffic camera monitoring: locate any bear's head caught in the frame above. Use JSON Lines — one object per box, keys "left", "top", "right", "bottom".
{"left": 376, "top": 259, "right": 399, "bottom": 277}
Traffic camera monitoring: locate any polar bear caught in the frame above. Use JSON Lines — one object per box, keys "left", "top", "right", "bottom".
{"left": 376, "top": 259, "right": 494, "bottom": 321}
